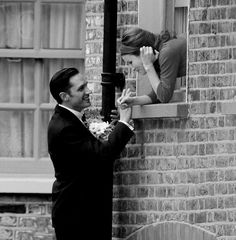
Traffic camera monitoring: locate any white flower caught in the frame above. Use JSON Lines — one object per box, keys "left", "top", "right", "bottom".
{"left": 89, "top": 121, "right": 110, "bottom": 135}
{"left": 88, "top": 120, "right": 114, "bottom": 141}
{"left": 84, "top": 107, "right": 115, "bottom": 141}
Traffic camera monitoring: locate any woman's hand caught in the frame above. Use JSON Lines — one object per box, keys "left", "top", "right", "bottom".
{"left": 140, "top": 46, "right": 159, "bottom": 70}
{"left": 117, "top": 88, "right": 135, "bottom": 109}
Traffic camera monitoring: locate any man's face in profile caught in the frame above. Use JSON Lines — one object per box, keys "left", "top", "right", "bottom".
{"left": 66, "top": 73, "right": 92, "bottom": 112}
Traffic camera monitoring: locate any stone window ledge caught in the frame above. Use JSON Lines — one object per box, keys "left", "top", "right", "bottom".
{"left": 132, "top": 103, "right": 189, "bottom": 119}
{"left": 0, "top": 176, "right": 54, "bottom": 193}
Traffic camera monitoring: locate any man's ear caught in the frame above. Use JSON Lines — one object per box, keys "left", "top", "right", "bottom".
{"left": 59, "top": 92, "right": 69, "bottom": 102}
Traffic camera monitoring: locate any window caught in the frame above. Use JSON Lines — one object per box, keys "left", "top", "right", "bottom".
{"left": 138, "top": 0, "right": 189, "bottom": 104}
{"left": 0, "top": 0, "right": 85, "bottom": 192}
{"left": 165, "top": 0, "right": 188, "bottom": 103}
{"left": 165, "top": 0, "right": 188, "bottom": 37}
{"left": 129, "top": 0, "right": 189, "bottom": 119}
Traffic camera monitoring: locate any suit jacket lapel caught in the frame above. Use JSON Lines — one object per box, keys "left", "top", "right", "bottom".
{"left": 55, "top": 105, "right": 97, "bottom": 139}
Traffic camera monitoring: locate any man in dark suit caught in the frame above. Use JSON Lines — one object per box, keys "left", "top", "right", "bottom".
{"left": 47, "top": 68, "right": 134, "bottom": 240}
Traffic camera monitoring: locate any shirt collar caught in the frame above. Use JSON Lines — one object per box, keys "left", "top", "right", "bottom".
{"left": 59, "top": 104, "right": 84, "bottom": 120}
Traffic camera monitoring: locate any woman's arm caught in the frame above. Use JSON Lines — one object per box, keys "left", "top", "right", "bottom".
{"left": 117, "top": 89, "right": 152, "bottom": 107}
{"left": 141, "top": 45, "right": 180, "bottom": 103}
{"left": 131, "top": 95, "right": 153, "bottom": 105}
{"left": 140, "top": 47, "right": 161, "bottom": 99}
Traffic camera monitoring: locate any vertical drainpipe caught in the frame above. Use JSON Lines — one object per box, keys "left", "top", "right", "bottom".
{"left": 101, "top": 0, "right": 118, "bottom": 123}
{"left": 101, "top": 1, "right": 121, "bottom": 240}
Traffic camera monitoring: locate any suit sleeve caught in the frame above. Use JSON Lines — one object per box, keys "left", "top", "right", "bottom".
{"left": 60, "top": 122, "right": 133, "bottom": 160}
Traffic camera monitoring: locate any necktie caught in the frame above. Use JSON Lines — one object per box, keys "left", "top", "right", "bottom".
{"left": 81, "top": 114, "right": 88, "bottom": 128}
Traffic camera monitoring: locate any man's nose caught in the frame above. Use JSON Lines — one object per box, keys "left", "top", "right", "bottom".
{"left": 86, "top": 87, "right": 92, "bottom": 94}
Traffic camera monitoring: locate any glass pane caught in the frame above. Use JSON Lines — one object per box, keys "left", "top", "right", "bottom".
{"left": 41, "top": 3, "right": 84, "bottom": 49}
{"left": 0, "top": 2, "right": 34, "bottom": 49}
{"left": 0, "top": 111, "right": 34, "bottom": 157}
{"left": 174, "top": 7, "right": 188, "bottom": 35}
{"left": 41, "top": 58, "right": 84, "bottom": 103}
{"left": 40, "top": 110, "right": 53, "bottom": 158}
{"left": 0, "top": 58, "right": 35, "bottom": 103}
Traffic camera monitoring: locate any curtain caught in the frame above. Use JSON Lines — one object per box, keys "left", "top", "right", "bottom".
{"left": 42, "top": 3, "right": 82, "bottom": 49}
{"left": 0, "top": 59, "right": 34, "bottom": 157}
{"left": 0, "top": 2, "right": 84, "bottom": 159}
{"left": 174, "top": 7, "right": 188, "bottom": 36}
{"left": 174, "top": 7, "right": 187, "bottom": 93}
{"left": 0, "top": 2, "right": 34, "bottom": 49}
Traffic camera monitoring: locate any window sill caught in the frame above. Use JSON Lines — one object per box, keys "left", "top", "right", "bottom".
{"left": 0, "top": 175, "right": 54, "bottom": 193}
{"left": 132, "top": 103, "right": 189, "bottom": 119}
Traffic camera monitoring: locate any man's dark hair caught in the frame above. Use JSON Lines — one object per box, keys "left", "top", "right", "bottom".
{"left": 49, "top": 67, "right": 79, "bottom": 104}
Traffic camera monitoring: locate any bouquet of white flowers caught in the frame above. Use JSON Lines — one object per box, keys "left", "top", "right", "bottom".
{"left": 88, "top": 119, "right": 114, "bottom": 141}
{"left": 84, "top": 108, "right": 115, "bottom": 141}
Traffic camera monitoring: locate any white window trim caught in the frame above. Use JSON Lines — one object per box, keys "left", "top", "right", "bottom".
{"left": 0, "top": 176, "right": 54, "bottom": 193}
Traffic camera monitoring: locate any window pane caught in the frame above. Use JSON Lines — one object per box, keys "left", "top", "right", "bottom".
{"left": 42, "top": 58, "right": 84, "bottom": 103}
{"left": 40, "top": 110, "right": 53, "bottom": 158}
{"left": 0, "top": 58, "right": 35, "bottom": 103}
{"left": 0, "top": 2, "right": 34, "bottom": 49}
{"left": 0, "top": 111, "right": 34, "bottom": 157}
{"left": 41, "top": 3, "right": 84, "bottom": 49}
{"left": 174, "top": 7, "right": 188, "bottom": 35}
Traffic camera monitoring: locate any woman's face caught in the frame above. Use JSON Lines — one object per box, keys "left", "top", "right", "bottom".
{"left": 122, "top": 54, "right": 146, "bottom": 75}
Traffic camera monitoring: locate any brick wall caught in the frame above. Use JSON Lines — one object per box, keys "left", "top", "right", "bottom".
{"left": 113, "top": 1, "right": 236, "bottom": 240}
{"left": 0, "top": 194, "right": 53, "bottom": 240}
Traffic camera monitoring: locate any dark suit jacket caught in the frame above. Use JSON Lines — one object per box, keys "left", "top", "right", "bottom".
{"left": 47, "top": 105, "right": 133, "bottom": 234}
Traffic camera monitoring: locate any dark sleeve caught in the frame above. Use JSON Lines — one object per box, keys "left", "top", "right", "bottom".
{"left": 61, "top": 122, "right": 133, "bottom": 159}
{"left": 151, "top": 45, "right": 180, "bottom": 103}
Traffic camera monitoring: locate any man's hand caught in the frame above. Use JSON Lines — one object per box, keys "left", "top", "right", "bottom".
{"left": 110, "top": 109, "right": 119, "bottom": 125}
{"left": 119, "top": 104, "right": 132, "bottom": 123}
{"left": 117, "top": 88, "right": 135, "bottom": 109}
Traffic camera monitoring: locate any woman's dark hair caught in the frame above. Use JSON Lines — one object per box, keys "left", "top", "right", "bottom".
{"left": 49, "top": 67, "right": 79, "bottom": 104}
{"left": 120, "top": 27, "right": 174, "bottom": 56}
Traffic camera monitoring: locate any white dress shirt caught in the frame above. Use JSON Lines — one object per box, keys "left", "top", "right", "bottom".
{"left": 59, "top": 104, "right": 134, "bottom": 131}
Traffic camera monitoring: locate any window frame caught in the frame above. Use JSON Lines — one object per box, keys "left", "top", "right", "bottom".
{"left": 132, "top": 0, "right": 189, "bottom": 120}
{"left": 0, "top": 0, "right": 86, "bottom": 193}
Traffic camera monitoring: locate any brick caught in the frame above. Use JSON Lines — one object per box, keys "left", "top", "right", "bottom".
{"left": 218, "top": 22, "right": 232, "bottom": 33}
{"left": 205, "top": 197, "right": 217, "bottom": 209}
{"left": 199, "top": 23, "right": 211, "bottom": 34}
{"left": 190, "top": 0, "right": 198, "bottom": 8}
{"left": 86, "top": 2, "right": 104, "bottom": 13}
{"left": 198, "top": 0, "right": 211, "bottom": 7}
{"left": 186, "top": 199, "right": 199, "bottom": 210}
{"left": 146, "top": 199, "right": 158, "bottom": 211}
{"left": 225, "top": 196, "right": 236, "bottom": 208}
{"left": 136, "top": 213, "right": 147, "bottom": 224}
{"left": 28, "top": 204, "right": 47, "bottom": 215}
{"left": 189, "top": 63, "right": 201, "bottom": 75}
{"left": 189, "top": 23, "right": 199, "bottom": 35}
{"left": 197, "top": 50, "right": 210, "bottom": 61}
{"left": 208, "top": 35, "right": 220, "bottom": 47}
{"left": 137, "top": 187, "right": 149, "bottom": 198}
{"left": 127, "top": 1, "right": 138, "bottom": 11}
{"left": 0, "top": 228, "right": 13, "bottom": 239}
{"left": 0, "top": 215, "right": 17, "bottom": 226}
{"left": 211, "top": 22, "right": 218, "bottom": 34}
{"left": 0, "top": 204, "right": 26, "bottom": 213}
{"left": 200, "top": 63, "right": 208, "bottom": 74}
